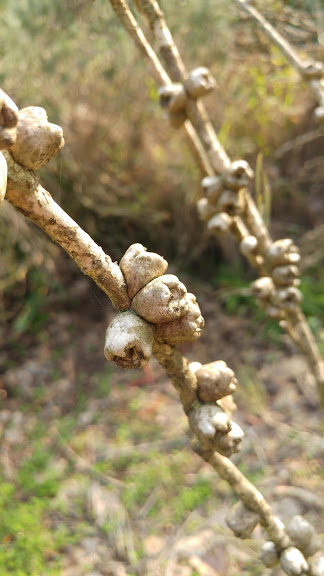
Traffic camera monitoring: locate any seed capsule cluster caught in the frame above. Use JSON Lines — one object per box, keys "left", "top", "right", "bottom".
{"left": 104, "top": 244, "right": 204, "bottom": 368}
{"left": 159, "top": 67, "right": 216, "bottom": 128}
{"left": 198, "top": 160, "right": 254, "bottom": 233}
{"left": 252, "top": 239, "right": 302, "bottom": 320}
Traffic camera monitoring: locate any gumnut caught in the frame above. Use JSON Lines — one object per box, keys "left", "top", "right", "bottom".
{"left": 266, "top": 239, "right": 300, "bottom": 268}
{"left": 201, "top": 175, "right": 223, "bottom": 204}
{"left": 252, "top": 277, "right": 274, "bottom": 300}
{"left": 188, "top": 403, "right": 244, "bottom": 456}
{"left": 280, "top": 547, "right": 308, "bottom": 576}
{"left": 272, "top": 287, "right": 303, "bottom": 312}
{"left": 240, "top": 235, "right": 258, "bottom": 257}
{"left": 10, "top": 106, "right": 64, "bottom": 170}
{"left": 301, "top": 60, "right": 323, "bottom": 79}
{"left": 226, "top": 501, "right": 260, "bottom": 539}
{"left": 287, "top": 516, "right": 321, "bottom": 558}
{"left": 208, "top": 213, "right": 233, "bottom": 235}
{"left": 264, "top": 304, "right": 285, "bottom": 320}
{"left": 195, "top": 361, "right": 237, "bottom": 402}
{"left": 131, "top": 274, "right": 189, "bottom": 324}
{"left": 218, "top": 394, "right": 237, "bottom": 417}
{"left": 184, "top": 67, "right": 216, "bottom": 99}
{"left": 272, "top": 265, "right": 300, "bottom": 287}
{"left": 155, "top": 293, "right": 204, "bottom": 344}
{"left": 0, "top": 89, "right": 18, "bottom": 150}
{"left": 158, "top": 84, "right": 187, "bottom": 128}
{"left": 0, "top": 152, "right": 7, "bottom": 205}
{"left": 197, "top": 197, "right": 218, "bottom": 222}
{"left": 120, "top": 243, "right": 168, "bottom": 300}
{"left": 223, "top": 160, "right": 254, "bottom": 191}
{"left": 259, "top": 541, "right": 279, "bottom": 567}
{"left": 217, "top": 189, "right": 242, "bottom": 214}
{"left": 104, "top": 310, "right": 154, "bottom": 369}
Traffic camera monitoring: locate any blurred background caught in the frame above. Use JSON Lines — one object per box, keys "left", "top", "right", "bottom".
{"left": 0, "top": 1, "right": 323, "bottom": 575}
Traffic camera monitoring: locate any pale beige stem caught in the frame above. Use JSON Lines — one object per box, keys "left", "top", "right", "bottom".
{"left": 152, "top": 339, "right": 198, "bottom": 413}
{"left": 241, "top": 190, "right": 272, "bottom": 256}
{"left": 4, "top": 151, "right": 130, "bottom": 311}
{"left": 197, "top": 446, "right": 290, "bottom": 551}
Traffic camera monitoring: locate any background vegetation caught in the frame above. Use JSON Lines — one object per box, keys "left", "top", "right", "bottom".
{"left": 0, "top": 1, "right": 323, "bottom": 574}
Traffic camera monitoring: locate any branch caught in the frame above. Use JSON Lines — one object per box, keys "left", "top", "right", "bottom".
{"left": 4, "top": 151, "right": 130, "bottom": 311}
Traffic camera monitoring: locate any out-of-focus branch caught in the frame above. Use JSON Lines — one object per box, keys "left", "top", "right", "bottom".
{"left": 234, "top": 0, "right": 324, "bottom": 110}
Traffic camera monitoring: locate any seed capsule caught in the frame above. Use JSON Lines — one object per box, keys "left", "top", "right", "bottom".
{"left": 226, "top": 501, "right": 260, "bottom": 539}
{"left": 104, "top": 310, "right": 154, "bottom": 369}
{"left": 131, "top": 274, "right": 188, "bottom": 324}
{"left": 120, "top": 243, "right": 168, "bottom": 300}
{"left": 155, "top": 293, "right": 204, "bottom": 344}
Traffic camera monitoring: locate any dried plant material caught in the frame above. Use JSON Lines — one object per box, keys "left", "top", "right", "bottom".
{"left": 217, "top": 189, "right": 242, "bottom": 215}
{"left": 226, "top": 501, "right": 260, "bottom": 539}
{"left": 155, "top": 293, "right": 204, "bottom": 344}
{"left": 301, "top": 60, "right": 323, "bottom": 80}
{"left": 11, "top": 106, "right": 64, "bottom": 170}
{"left": 259, "top": 541, "right": 279, "bottom": 567}
{"left": 308, "top": 555, "right": 324, "bottom": 576}
{"left": 0, "top": 152, "right": 7, "bottom": 205}
{"left": 217, "top": 394, "right": 237, "bottom": 417}
{"left": 252, "top": 277, "right": 274, "bottom": 300}
{"left": 188, "top": 403, "right": 244, "bottom": 456}
{"left": 208, "top": 212, "right": 233, "bottom": 235}
{"left": 223, "top": 160, "right": 254, "bottom": 191}
{"left": 195, "top": 360, "right": 237, "bottom": 402}
{"left": 189, "top": 361, "right": 202, "bottom": 374}
{"left": 131, "top": 274, "right": 188, "bottom": 324}
{"left": 266, "top": 239, "right": 300, "bottom": 268}
{"left": 104, "top": 310, "right": 154, "bottom": 369}
{"left": 287, "top": 516, "right": 321, "bottom": 558}
{"left": 272, "top": 287, "right": 303, "bottom": 312}
{"left": 184, "top": 67, "right": 216, "bottom": 99}
{"left": 196, "top": 197, "right": 218, "bottom": 222}
{"left": 240, "top": 235, "right": 258, "bottom": 257}
{"left": 0, "top": 89, "right": 18, "bottom": 151}
{"left": 280, "top": 547, "right": 308, "bottom": 576}
{"left": 272, "top": 264, "right": 300, "bottom": 287}
{"left": 201, "top": 175, "right": 223, "bottom": 204}
{"left": 120, "top": 243, "right": 168, "bottom": 300}
{"left": 159, "top": 84, "right": 187, "bottom": 128}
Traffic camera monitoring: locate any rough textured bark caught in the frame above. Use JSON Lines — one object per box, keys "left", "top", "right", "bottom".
{"left": 4, "top": 151, "right": 130, "bottom": 311}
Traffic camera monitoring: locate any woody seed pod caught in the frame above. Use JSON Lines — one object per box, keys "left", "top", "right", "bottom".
{"left": 195, "top": 361, "right": 237, "bottom": 402}
{"left": 104, "top": 310, "right": 154, "bottom": 369}
{"left": 0, "top": 152, "right": 7, "bottom": 206}
{"left": 120, "top": 243, "right": 168, "bottom": 300}
{"left": 184, "top": 67, "right": 216, "bottom": 99}
{"left": 252, "top": 277, "right": 275, "bottom": 301}
{"left": 226, "top": 501, "right": 260, "bottom": 539}
{"left": 280, "top": 547, "right": 308, "bottom": 576}
{"left": 272, "top": 265, "right": 300, "bottom": 287}
{"left": 131, "top": 274, "right": 188, "bottom": 324}
{"left": 287, "top": 516, "right": 321, "bottom": 558}
{"left": 208, "top": 212, "right": 233, "bottom": 235}
{"left": 159, "top": 84, "right": 187, "bottom": 128}
{"left": 301, "top": 60, "right": 323, "bottom": 80}
{"left": 189, "top": 361, "right": 202, "bottom": 374}
{"left": 155, "top": 293, "right": 204, "bottom": 344}
{"left": 11, "top": 106, "right": 64, "bottom": 170}
{"left": 201, "top": 175, "right": 223, "bottom": 204}
{"left": 240, "top": 235, "right": 258, "bottom": 257}
{"left": 217, "top": 189, "right": 242, "bottom": 215}
{"left": 308, "top": 555, "right": 324, "bottom": 576}
{"left": 272, "top": 287, "right": 303, "bottom": 312}
{"left": 223, "top": 160, "right": 254, "bottom": 191}
{"left": 197, "top": 197, "right": 218, "bottom": 222}
{"left": 188, "top": 403, "right": 244, "bottom": 456}
{"left": 266, "top": 239, "right": 300, "bottom": 268}
{"left": 259, "top": 541, "right": 279, "bottom": 567}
